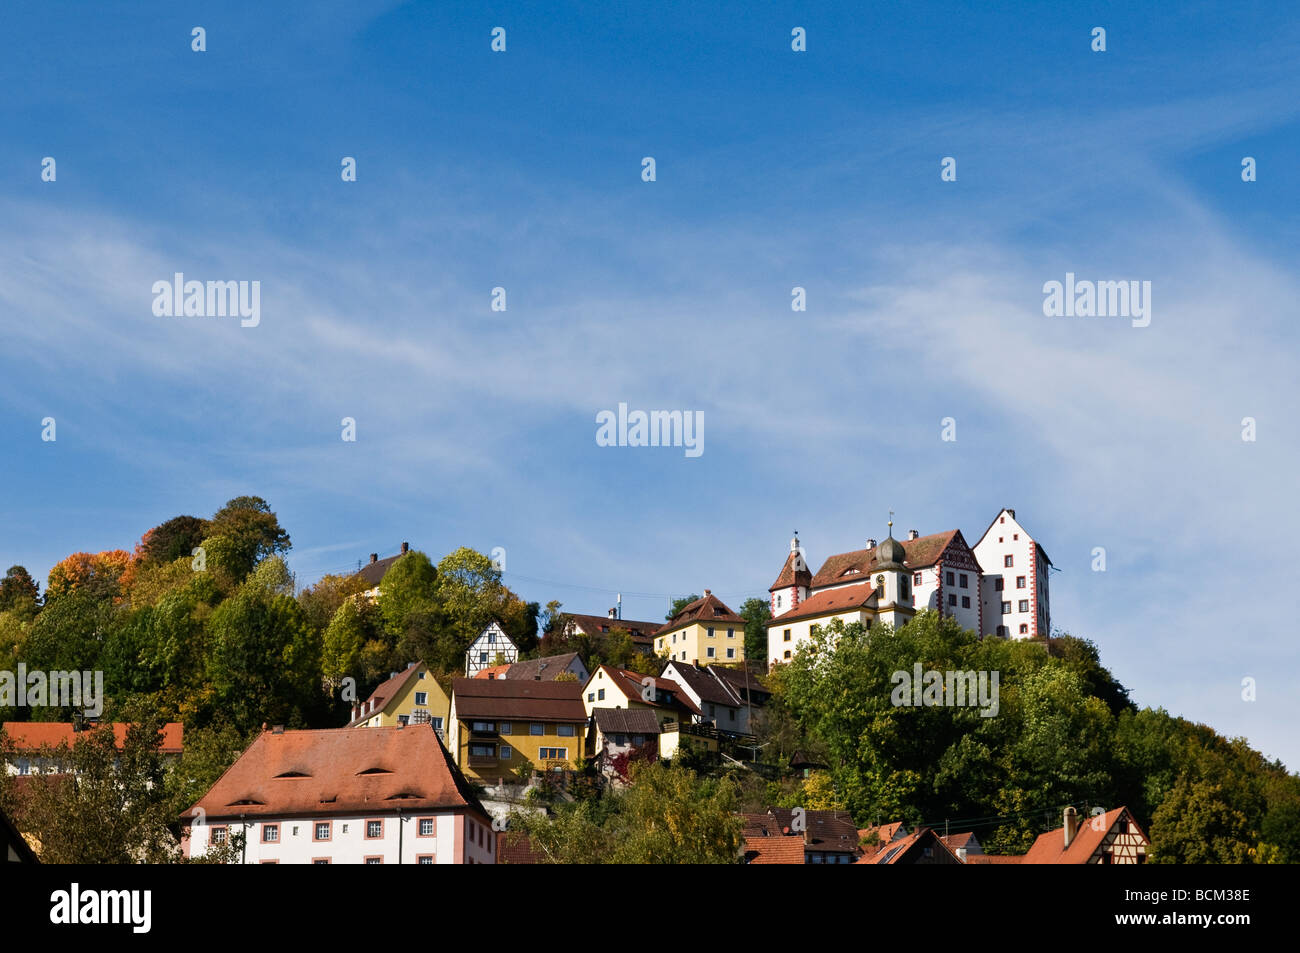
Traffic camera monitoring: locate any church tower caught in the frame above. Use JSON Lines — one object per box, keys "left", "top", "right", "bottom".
{"left": 768, "top": 533, "right": 812, "bottom": 616}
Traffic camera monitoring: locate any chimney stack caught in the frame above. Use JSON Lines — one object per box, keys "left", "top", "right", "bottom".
{"left": 1063, "top": 806, "right": 1078, "bottom": 848}
{"left": 908, "top": 529, "right": 919, "bottom": 540}
{"left": 866, "top": 538, "right": 877, "bottom": 550}
{"left": 369, "top": 553, "right": 378, "bottom": 564}
{"left": 608, "top": 608, "right": 617, "bottom": 619}
{"left": 704, "top": 589, "right": 711, "bottom": 596}
{"left": 401, "top": 541, "right": 409, "bottom": 554}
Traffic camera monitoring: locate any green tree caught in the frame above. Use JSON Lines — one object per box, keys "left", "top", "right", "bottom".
{"left": 0, "top": 565, "right": 40, "bottom": 618}
{"left": 667, "top": 594, "right": 701, "bottom": 620}
{"left": 137, "top": 515, "right": 210, "bottom": 566}
{"left": 739, "top": 596, "right": 771, "bottom": 665}
{"left": 205, "top": 496, "right": 291, "bottom": 582}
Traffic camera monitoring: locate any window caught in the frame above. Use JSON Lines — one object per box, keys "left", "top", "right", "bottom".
{"left": 470, "top": 743, "right": 494, "bottom": 757}
{"left": 996, "top": 625, "right": 1008, "bottom": 637}
{"left": 431, "top": 716, "right": 443, "bottom": 730}
{"left": 1016, "top": 576, "right": 1026, "bottom": 589}
{"left": 632, "top": 735, "right": 645, "bottom": 746}
{"left": 210, "top": 826, "right": 227, "bottom": 846}
{"left": 614, "top": 734, "right": 628, "bottom": 746}
{"left": 783, "top": 650, "right": 791, "bottom": 659}
{"left": 783, "top": 629, "right": 791, "bottom": 642}
{"left": 1019, "top": 624, "right": 1029, "bottom": 634}
{"left": 366, "top": 820, "right": 383, "bottom": 839}
{"left": 707, "top": 646, "right": 715, "bottom": 658}
{"left": 913, "top": 572, "right": 922, "bottom": 585}
{"left": 418, "top": 818, "right": 435, "bottom": 837}
{"left": 597, "top": 689, "right": 605, "bottom": 701}
{"left": 729, "top": 708, "right": 736, "bottom": 721}
{"left": 1019, "top": 600, "right": 1029, "bottom": 613}
{"left": 478, "top": 652, "right": 488, "bottom": 663}
{"left": 557, "top": 724, "right": 575, "bottom": 737}
{"left": 672, "top": 633, "right": 677, "bottom": 643}
{"left": 961, "top": 596, "right": 970, "bottom": 608}
{"left": 312, "top": 858, "right": 330, "bottom": 865}
{"left": 414, "top": 691, "right": 428, "bottom": 706}
{"left": 499, "top": 722, "right": 512, "bottom": 735}
{"left": 995, "top": 578, "right": 1004, "bottom": 591}
{"left": 314, "top": 822, "right": 331, "bottom": 842}
{"left": 1013, "top": 533, "right": 1019, "bottom": 540}
{"left": 810, "top": 624, "right": 820, "bottom": 636}
{"left": 900, "top": 576, "right": 910, "bottom": 600}
{"left": 1004, "top": 555, "right": 1013, "bottom": 567}
{"left": 397, "top": 714, "right": 409, "bottom": 726}
{"left": 727, "top": 628, "right": 735, "bottom": 638}
{"left": 587, "top": 692, "right": 595, "bottom": 701}
{"left": 1001, "top": 601, "right": 1011, "bottom": 615}
{"left": 707, "top": 627, "right": 715, "bottom": 638}
{"left": 417, "top": 855, "right": 434, "bottom": 864}
{"left": 945, "top": 571, "right": 955, "bottom": 585}
{"left": 530, "top": 723, "right": 544, "bottom": 735}
{"left": 726, "top": 648, "right": 735, "bottom": 659}
{"left": 364, "top": 856, "right": 383, "bottom": 865}
{"left": 471, "top": 721, "right": 494, "bottom": 732}
{"left": 948, "top": 594, "right": 956, "bottom": 606}
{"left": 708, "top": 704, "right": 716, "bottom": 717}
{"left": 776, "top": 594, "right": 782, "bottom": 608}
{"left": 959, "top": 573, "right": 968, "bottom": 588}
{"left": 263, "top": 824, "right": 279, "bottom": 843}
{"left": 538, "top": 747, "right": 568, "bottom": 760}
{"left": 487, "top": 633, "right": 495, "bottom": 643}
{"left": 499, "top": 745, "right": 512, "bottom": 759}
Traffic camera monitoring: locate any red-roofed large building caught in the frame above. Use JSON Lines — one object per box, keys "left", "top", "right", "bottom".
{"left": 180, "top": 724, "right": 495, "bottom": 864}
{"left": 448, "top": 678, "right": 588, "bottom": 781}
{"left": 766, "top": 511, "right": 1052, "bottom": 666}
{"left": 3, "top": 722, "right": 184, "bottom": 776}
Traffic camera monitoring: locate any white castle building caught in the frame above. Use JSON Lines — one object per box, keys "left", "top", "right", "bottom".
{"left": 765, "top": 508, "right": 1052, "bottom": 668}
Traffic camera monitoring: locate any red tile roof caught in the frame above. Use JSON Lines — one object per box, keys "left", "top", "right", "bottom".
{"left": 2, "top": 722, "right": 183, "bottom": 753}
{"left": 809, "top": 531, "right": 961, "bottom": 589}
{"left": 770, "top": 581, "right": 875, "bottom": 624}
{"left": 769, "top": 553, "right": 813, "bottom": 593}
{"left": 743, "top": 837, "right": 806, "bottom": 864}
{"left": 599, "top": 666, "right": 702, "bottom": 717}
{"left": 565, "top": 614, "right": 661, "bottom": 645}
{"left": 655, "top": 591, "right": 744, "bottom": 634}
{"left": 473, "top": 664, "right": 512, "bottom": 680}
{"left": 1022, "top": 807, "right": 1146, "bottom": 864}
{"left": 452, "top": 678, "right": 587, "bottom": 722}
{"left": 182, "top": 724, "right": 484, "bottom": 821}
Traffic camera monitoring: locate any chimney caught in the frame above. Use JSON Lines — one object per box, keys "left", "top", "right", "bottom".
{"left": 369, "top": 553, "right": 378, "bottom": 564}
{"left": 389, "top": 671, "right": 397, "bottom": 680}
{"left": 866, "top": 538, "right": 877, "bottom": 550}
{"left": 272, "top": 725, "right": 285, "bottom": 734}
{"left": 908, "top": 529, "right": 919, "bottom": 540}
{"left": 401, "top": 541, "right": 409, "bottom": 554}
{"left": 608, "top": 608, "right": 617, "bottom": 619}
{"left": 350, "top": 704, "right": 358, "bottom": 721}
{"left": 704, "top": 589, "right": 711, "bottom": 596}
{"left": 407, "top": 661, "right": 416, "bottom": 669}
{"left": 1007, "top": 509, "right": 1015, "bottom": 519}
{"left": 1063, "top": 806, "right": 1078, "bottom": 848}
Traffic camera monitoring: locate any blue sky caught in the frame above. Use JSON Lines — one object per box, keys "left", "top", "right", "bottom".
{"left": 2, "top": 2, "right": 1298, "bottom": 770}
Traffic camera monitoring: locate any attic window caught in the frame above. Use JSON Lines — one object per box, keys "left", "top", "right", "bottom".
{"left": 273, "top": 771, "right": 311, "bottom": 779}
{"left": 385, "top": 792, "right": 423, "bottom": 800}
{"left": 713, "top": 608, "right": 725, "bottom": 616}
{"left": 842, "top": 568, "right": 860, "bottom": 575}
{"left": 227, "top": 798, "right": 264, "bottom": 806}
{"left": 356, "top": 767, "right": 393, "bottom": 776}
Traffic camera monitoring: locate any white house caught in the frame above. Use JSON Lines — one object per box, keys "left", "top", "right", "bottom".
{"left": 465, "top": 621, "right": 519, "bottom": 676}
{"left": 181, "top": 725, "right": 495, "bottom": 864}
{"left": 972, "top": 508, "right": 1052, "bottom": 640}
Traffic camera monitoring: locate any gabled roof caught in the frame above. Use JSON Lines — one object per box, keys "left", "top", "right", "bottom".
{"left": 941, "top": 831, "right": 982, "bottom": 853}
{"left": 565, "top": 614, "right": 661, "bottom": 645}
{"left": 742, "top": 809, "right": 860, "bottom": 854}
{"left": 346, "top": 663, "right": 426, "bottom": 726}
{"left": 2, "top": 722, "right": 184, "bottom": 753}
{"left": 769, "top": 552, "right": 813, "bottom": 593}
{"left": 861, "top": 828, "right": 960, "bottom": 864}
{"left": 663, "top": 661, "right": 742, "bottom": 708}
{"left": 770, "top": 581, "right": 875, "bottom": 624}
{"left": 355, "top": 551, "right": 406, "bottom": 588}
{"left": 743, "top": 837, "right": 806, "bottom": 864}
{"left": 1022, "top": 807, "right": 1145, "bottom": 864}
{"left": 858, "top": 821, "right": 906, "bottom": 850}
{"left": 594, "top": 666, "right": 703, "bottom": 717}
{"left": 501, "top": 653, "right": 585, "bottom": 681}
{"left": 0, "top": 804, "right": 39, "bottom": 863}
{"left": 182, "top": 725, "right": 485, "bottom": 821}
{"left": 708, "top": 665, "right": 770, "bottom": 703}
{"left": 810, "top": 531, "right": 963, "bottom": 589}
{"left": 655, "top": 591, "right": 744, "bottom": 635}
{"left": 974, "top": 508, "right": 1053, "bottom": 567}
{"left": 452, "top": 678, "right": 587, "bottom": 722}
{"left": 592, "top": 707, "right": 662, "bottom": 736}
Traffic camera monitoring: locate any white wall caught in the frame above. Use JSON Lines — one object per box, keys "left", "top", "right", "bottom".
{"left": 973, "top": 510, "right": 1045, "bottom": 639}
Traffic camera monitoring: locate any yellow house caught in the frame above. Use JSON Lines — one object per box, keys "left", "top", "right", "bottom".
{"left": 347, "top": 661, "right": 451, "bottom": 741}
{"left": 448, "top": 678, "right": 588, "bottom": 782}
{"left": 652, "top": 590, "right": 746, "bottom": 665}
{"left": 580, "top": 665, "right": 701, "bottom": 727}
